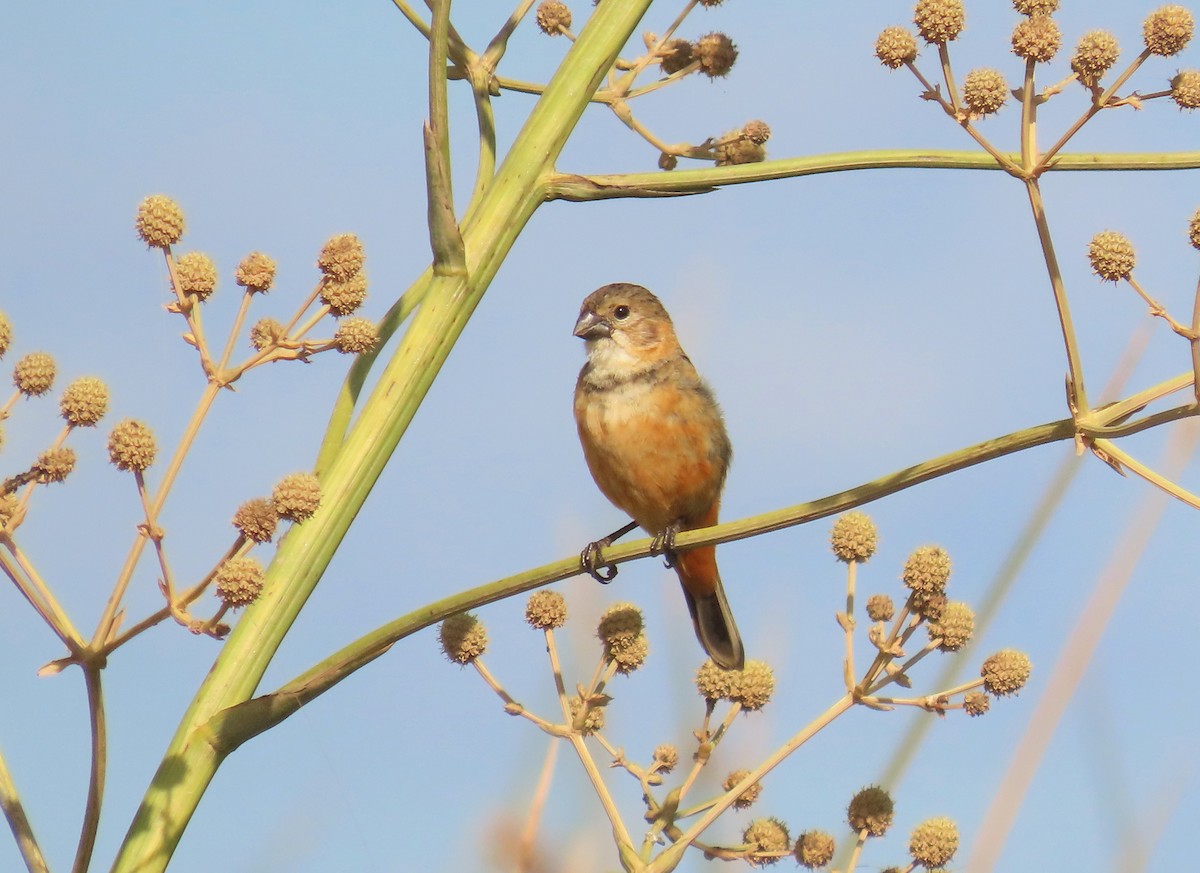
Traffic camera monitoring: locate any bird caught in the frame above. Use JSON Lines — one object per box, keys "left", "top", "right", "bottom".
{"left": 572, "top": 282, "right": 744, "bottom": 670}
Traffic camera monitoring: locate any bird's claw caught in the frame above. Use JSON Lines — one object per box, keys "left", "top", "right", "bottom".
{"left": 581, "top": 541, "right": 618, "bottom": 583}
{"left": 650, "top": 526, "right": 679, "bottom": 569}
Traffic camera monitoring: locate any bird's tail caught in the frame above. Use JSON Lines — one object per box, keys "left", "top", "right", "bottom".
{"left": 676, "top": 544, "right": 745, "bottom": 671}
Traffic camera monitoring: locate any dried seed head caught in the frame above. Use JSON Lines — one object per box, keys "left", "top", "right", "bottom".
{"left": 902, "top": 545, "right": 951, "bottom": 594}
{"left": 731, "top": 659, "right": 776, "bottom": 711}
{"left": 597, "top": 601, "right": 643, "bottom": 648}
{"left": 439, "top": 612, "right": 487, "bottom": 664}
{"left": 696, "top": 658, "right": 737, "bottom": 702}
{"left": 830, "top": 511, "right": 878, "bottom": 562}
{"left": 60, "top": 377, "right": 110, "bottom": 427}
{"left": 0, "top": 312, "right": 12, "bottom": 358}
{"left": 695, "top": 32, "right": 738, "bottom": 78}
{"left": 107, "top": 419, "right": 157, "bottom": 472}
{"left": 1071, "top": 30, "right": 1120, "bottom": 86}
{"left": 697, "top": 0, "right": 726, "bottom": 6}
{"left": 1088, "top": 230, "right": 1136, "bottom": 281}
{"left": 175, "top": 252, "right": 218, "bottom": 301}
{"left": 1144, "top": 5, "right": 1194, "bottom": 56}
{"left": 333, "top": 318, "right": 379, "bottom": 355}
{"left": 743, "top": 817, "right": 790, "bottom": 864}
{"left": 249, "top": 317, "right": 286, "bottom": 350}
{"left": 1189, "top": 207, "right": 1200, "bottom": 250}
{"left": 535, "top": 0, "right": 572, "bottom": 34}
{"left": 317, "top": 233, "right": 365, "bottom": 281}
{"left": 962, "top": 68, "right": 1010, "bottom": 115}
{"left": 929, "top": 600, "right": 975, "bottom": 651}
{"left": 1013, "top": 0, "right": 1058, "bottom": 14}
{"left": 909, "top": 817, "right": 959, "bottom": 868}
{"left": 911, "top": 591, "right": 946, "bottom": 622}
{"left": 525, "top": 590, "right": 567, "bottom": 629}
{"left": 963, "top": 691, "right": 990, "bottom": 716}
{"left": 0, "top": 493, "right": 18, "bottom": 527}
{"left": 321, "top": 273, "right": 368, "bottom": 316}
{"left": 272, "top": 472, "right": 322, "bottom": 522}
{"left": 14, "top": 353, "right": 56, "bottom": 397}
{"left": 235, "top": 252, "right": 277, "bottom": 293}
{"left": 866, "top": 593, "right": 895, "bottom": 622}
{"left": 1171, "top": 70, "right": 1200, "bottom": 109}
{"left": 714, "top": 135, "right": 766, "bottom": 166}
{"left": 875, "top": 26, "right": 919, "bottom": 69}
{"left": 1012, "top": 14, "right": 1061, "bottom": 62}
{"left": 135, "top": 195, "right": 185, "bottom": 248}
{"left": 981, "top": 648, "right": 1032, "bottom": 695}
{"left": 215, "top": 556, "right": 265, "bottom": 608}
{"left": 35, "top": 447, "right": 75, "bottom": 483}
{"left": 652, "top": 744, "right": 679, "bottom": 772}
{"left": 659, "top": 38, "right": 695, "bottom": 75}
{"left": 743, "top": 120, "right": 771, "bottom": 145}
{"left": 723, "top": 769, "right": 763, "bottom": 809}
{"left": 568, "top": 695, "right": 605, "bottom": 734}
{"left": 658, "top": 152, "right": 679, "bottom": 171}
{"left": 847, "top": 785, "right": 895, "bottom": 836}
{"left": 794, "top": 830, "right": 836, "bottom": 869}
{"left": 232, "top": 497, "right": 279, "bottom": 543}
{"left": 914, "top": 0, "right": 965, "bottom": 45}
{"left": 609, "top": 635, "right": 649, "bottom": 673}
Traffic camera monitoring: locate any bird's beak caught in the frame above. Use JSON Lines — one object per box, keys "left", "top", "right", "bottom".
{"left": 573, "top": 309, "right": 611, "bottom": 340}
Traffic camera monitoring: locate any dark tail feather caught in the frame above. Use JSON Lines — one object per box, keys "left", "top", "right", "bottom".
{"left": 679, "top": 567, "right": 745, "bottom": 670}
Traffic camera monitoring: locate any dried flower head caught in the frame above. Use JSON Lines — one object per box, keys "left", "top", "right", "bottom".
{"left": 249, "top": 317, "right": 285, "bottom": 350}
{"left": 714, "top": 134, "right": 765, "bottom": 166}
{"left": 875, "top": 26, "right": 919, "bottom": 68}
{"left": 914, "top": 0, "right": 965, "bottom": 45}
{"left": 929, "top": 600, "right": 975, "bottom": 651}
{"left": 794, "top": 830, "right": 836, "bottom": 869}
{"left": 723, "top": 769, "right": 763, "bottom": 809}
{"left": 658, "top": 152, "right": 679, "bottom": 171}
{"left": 866, "top": 593, "right": 895, "bottom": 622}
{"left": 0, "top": 493, "right": 18, "bottom": 528}
{"left": 535, "top": 0, "right": 572, "bottom": 35}
{"left": 909, "top": 817, "right": 959, "bottom": 868}
{"left": 903, "top": 545, "right": 951, "bottom": 594}
{"left": 696, "top": 658, "right": 735, "bottom": 702}
{"left": 1012, "top": 14, "right": 1061, "bottom": 63}
{"left": 1144, "top": 5, "right": 1194, "bottom": 56}
{"left": 1171, "top": 70, "right": 1200, "bottom": 109}
{"left": 1071, "top": 30, "right": 1120, "bottom": 86}
{"left": 0, "top": 312, "right": 11, "bottom": 358}
{"left": 317, "top": 233, "right": 365, "bottom": 281}
{"left": 107, "top": 419, "right": 157, "bottom": 472}
{"left": 135, "top": 195, "right": 185, "bottom": 248}
{"left": 743, "top": 120, "right": 771, "bottom": 145}
{"left": 272, "top": 472, "right": 322, "bottom": 522}
{"left": 695, "top": 32, "right": 738, "bottom": 78}
{"left": 235, "top": 252, "right": 277, "bottom": 293}
{"left": 609, "top": 635, "right": 649, "bottom": 673}
{"left": 1189, "top": 207, "right": 1200, "bottom": 250}
{"left": 60, "top": 377, "right": 109, "bottom": 427}
{"left": 174, "top": 252, "right": 218, "bottom": 301}
{"left": 35, "top": 447, "right": 76, "bottom": 483}
{"left": 568, "top": 695, "right": 605, "bottom": 734}
{"left": 653, "top": 743, "right": 679, "bottom": 772}
{"left": 831, "top": 511, "right": 878, "bottom": 562}
{"left": 731, "top": 659, "right": 776, "bottom": 711}
{"left": 1088, "top": 230, "right": 1136, "bottom": 281}
{"left": 847, "top": 786, "right": 894, "bottom": 836}
{"left": 1014, "top": 0, "right": 1058, "bottom": 13}
{"left": 321, "top": 273, "right": 368, "bottom": 316}
{"left": 333, "top": 318, "right": 379, "bottom": 355}
{"left": 233, "top": 497, "right": 279, "bottom": 543}
{"left": 963, "top": 691, "right": 990, "bottom": 716}
{"left": 14, "top": 352, "right": 56, "bottom": 397}
{"left": 962, "top": 68, "right": 1010, "bottom": 115}
{"left": 440, "top": 612, "right": 487, "bottom": 664}
{"left": 598, "top": 602, "right": 648, "bottom": 673}
{"left": 981, "top": 648, "right": 1032, "bottom": 695}
{"left": 525, "top": 590, "right": 567, "bottom": 629}
{"left": 659, "top": 38, "right": 695, "bottom": 75}
{"left": 743, "top": 817, "right": 790, "bottom": 864}
{"left": 215, "top": 556, "right": 265, "bottom": 608}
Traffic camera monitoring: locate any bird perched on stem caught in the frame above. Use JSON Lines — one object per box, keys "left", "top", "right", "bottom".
{"left": 573, "top": 283, "right": 744, "bottom": 670}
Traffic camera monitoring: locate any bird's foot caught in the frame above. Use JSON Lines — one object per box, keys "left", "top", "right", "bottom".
{"left": 581, "top": 540, "right": 618, "bottom": 583}
{"left": 650, "top": 522, "right": 681, "bottom": 569}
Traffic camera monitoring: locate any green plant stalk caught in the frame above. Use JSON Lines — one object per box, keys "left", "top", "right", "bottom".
{"left": 109, "top": 2, "right": 655, "bottom": 870}
{"left": 0, "top": 740, "right": 48, "bottom": 873}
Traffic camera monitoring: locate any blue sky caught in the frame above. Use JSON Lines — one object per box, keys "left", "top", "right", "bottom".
{"left": 3, "top": 2, "right": 1199, "bottom": 871}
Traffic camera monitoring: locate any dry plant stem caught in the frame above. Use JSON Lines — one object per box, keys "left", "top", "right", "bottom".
{"left": 290, "top": 305, "right": 333, "bottom": 343}
{"left": 970, "top": 420, "right": 1200, "bottom": 872}
{"left": 566, "top": 724, "right": 634, "bottom": 853}
{"left": 1020, "top": 58, "right": 1037, "bottom": 171}
{"left": 1191, "top": 277, "right": 1200, "bottom": 404}
{"left": 1038, "top": 49, "right": 1152, "bottom": 169}
{"left": 649, "top": 694, "right": 855, "bottom": 873}
{"left": 71, "top": 665, "right": 106, "bottom": 873}
{"left": 134, "top": 470, "right": 188, "bottom": 624}
{"left": 213, "top": 290, "right": 256, "bottom": 376}
{"left": 906, "top": 62, "right": 1020, "bottom": 173}
{"left": 0, "top": 390, "right": 21, "bottom": 419}
{"left": 0, "top": 537, "right": 83, "bottom": 650}
{"left": 843, "top": 828, "right": 870, "bottom": 873}
{"left": 519, "top": 738, "right": 559, "bottom": 871}
{"left": 611, "top": 0, "right": 696, "bottom": 95}
{"left": 1125, "top": 275, "right": 1194, "bottom": 337}
{"left": 865, "top": 641, "right": 939, "bottom": 695}
{"left": 482, "top": 0, "right": 537, "bottom": 69}
{"left": 0, "top": 744, "right": 48, "bottom": 873}
{"left": 841, "top": 561, "right": 857, "bottom": 690}
{"left": 1091, "top": 437, "right": 1200, "bottom": 509}
{"left": 937, "top": 44, "right": 961, "bottom": 116}
{"left": 163, "top": 250, "right": 215, "bottom": 370}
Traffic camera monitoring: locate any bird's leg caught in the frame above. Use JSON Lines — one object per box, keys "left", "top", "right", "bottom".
{"left": 650, "top": 520, "right": 683, "bottom": 569}
{"left": 581, "top": 520, "right": 638, "bottom": 583}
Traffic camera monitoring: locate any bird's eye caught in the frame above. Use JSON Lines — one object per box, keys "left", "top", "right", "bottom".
{"left": 613, "top": 305, "right": 631, "bottom": 320}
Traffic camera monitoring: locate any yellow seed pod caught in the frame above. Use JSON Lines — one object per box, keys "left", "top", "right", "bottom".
{"left": 525, "top": 590, "right": 567, "bottom": 629}
{"left": 1013, "top": 0, "right": 1058, "bottom": 15}
{"left": 0, "top": 311, "right": 12, "bottom": 358}
{"left": 135, "top": 195, "right": 185, "bottom": 248}
{"left": 14, "top": 352, "right": 56, "bottom": 397}
{"left": 908, "top": 817, "right": 959, "bottom": 868}
{"left": 215, "top": 556, "right": 265, "bottom": 608}
{"left": 723, "top": 769, "right": 762, "bottom": 809}
{"left": 659, "top": 38, "right": 694, "bottom": 75}
{"left": 1188, "top": 207, "right": 1200, "bottom": 250}
{"left": 272, "top": 472, "right": 322, "bottom": 522}
{"left": 866, "top": 593, "right": 895, "bottom": 622}
{"left": 107, "top": 419, "right": 157, "bottom": 472}
{"left": 249, "top": 318, "right": 286, "bottom": 351}
{"left": 981, "top": 648, "right": 1032, "bottom": 695}
{"left": 929, "top": 600, "right": 975, "bottom": 651}
{"left": 962, "top": 68, "right": 1010, "bottom": 115}
{"left": 1171, "top": 70, "right": 1200, "bottom": 109}
{"left": 794, "top": 830, "right": 836, "bottom": 869}
{"left": 914, "top": 0, "right": 965, "bottom": 45}
{"left": 317, "top": 233, "right": 365, "bottom": 281}
{"left": 235, "top": 252, "right": 277, "bottom": 293}
{"left": 1071, "top": 30, "right": 1119, "bottom": 87}
{"left": 1144, "top": 4, "right": 1194, "bottom": 56}
{"left": 830, "top": 511, "right": 878, "bottom": 563}
{"left": 60, "top": 376, "right": 110, "bottom": 427}
{"left": 695, "top": 32, "right": 738, "bottom": 78}
{"left": 902, "top": 545, "right": 951, "bottom": 594}
{"left": 175, "top": 252, "right": 218, "bottom": 301}
{"left": 232, "top": 497, "right": 279, "bottom": 543}
{"left": 321, "top": 273, "right": 368, "bottom": 317}
{"left": 439, "top": 612, "right": 487, "bottom": 664}
{"left": 333, "top": 318, "right": 379, "bottom": 355}
{"left": 568, "top": 695, "right": 604, "bottom": 735}
{"left": 1088, "top": 230, "right": 1136, "bottom": 281}
{"left": 35, "top": 447, "right": 76, "bottom": 483}
{"left": 743, "top": 817, "right": 790, "bottom": 861}
{"left": 535, "top": 0, "right": 572, "bottom": 35}
{"left": 875, "top": 26, "right": 918, "bottom": 69}
{"left": 847, "top": 785, "right": 894, "bottom": 836}
{"left": 652, "top": 744, "right": 678, "bottom": 772}
{"left": 1012, "top": 14, "right": 1061, "bottom": 62}
{"left": 730, "top": 659, "right": 776, "bottom": 711}
{"left": 963, "top": 691, "right": 990, "bottom": 716}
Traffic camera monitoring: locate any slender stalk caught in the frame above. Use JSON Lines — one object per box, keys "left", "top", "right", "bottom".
{"left": 1091, "top": 437, "right": 1200, "bottom": 509}
{"left": 0, "top": 741, "right": 49, "bottom": 873}
{"left": 71, "top": 666, "right": 106, "bottom": 873}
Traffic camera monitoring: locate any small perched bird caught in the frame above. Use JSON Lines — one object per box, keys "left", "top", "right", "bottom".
{"left": 573, "top": 283, "right": 744, "bottom": 670}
